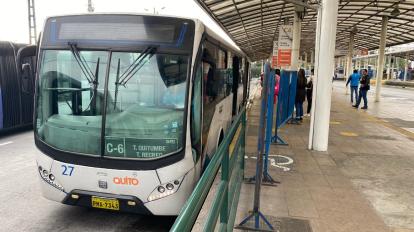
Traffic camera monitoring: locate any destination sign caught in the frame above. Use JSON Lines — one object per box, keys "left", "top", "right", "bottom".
{"left": 105, "top": 137, "right": 178, "bottom": 159}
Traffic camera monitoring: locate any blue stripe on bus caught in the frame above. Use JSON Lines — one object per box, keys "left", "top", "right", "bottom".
{"left": 0, "top": 88, "right": 3, "bottom": 129}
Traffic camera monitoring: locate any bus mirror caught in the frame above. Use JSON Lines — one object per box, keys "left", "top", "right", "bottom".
{"left": 21, "top": 63, "right": 31, "bottom": 93}
{"left": 17, "top": 45, "right": 37, "bottom": 73}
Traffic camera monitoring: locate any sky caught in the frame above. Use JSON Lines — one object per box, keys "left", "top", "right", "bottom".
{"left": 0, "top": 0, "right": 237, "bottom": 47}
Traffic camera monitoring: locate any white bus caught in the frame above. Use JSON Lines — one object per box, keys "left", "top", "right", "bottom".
{"left": 29, "top": 14, "right": 249, "bottom": 215}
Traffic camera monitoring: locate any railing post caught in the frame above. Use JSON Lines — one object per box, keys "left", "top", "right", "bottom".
{"left": 220, "top": 146, "right": 229, "bottom": 229}
{"left": 170, "top": 109, "right": 245, "bottom": 232}
{"left": 241, "top": 111, "right": 246, "bottom": 178}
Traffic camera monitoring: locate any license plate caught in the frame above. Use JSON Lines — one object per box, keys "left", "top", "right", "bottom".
{"left": 91, "top": 196, "right": 119, "bottom": 211}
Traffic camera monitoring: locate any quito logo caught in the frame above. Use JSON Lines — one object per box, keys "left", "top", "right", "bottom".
{"left": 113, "top": 177, "right": 139, "bottom": 186}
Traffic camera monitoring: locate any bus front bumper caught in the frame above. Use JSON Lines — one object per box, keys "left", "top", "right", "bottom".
{"left": 62, "top": 190, "right": 153, "bottom": 214}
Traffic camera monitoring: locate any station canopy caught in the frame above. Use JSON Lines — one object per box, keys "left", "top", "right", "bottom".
{"left": 195, "top": 0, "right": 414, "bottom": 61}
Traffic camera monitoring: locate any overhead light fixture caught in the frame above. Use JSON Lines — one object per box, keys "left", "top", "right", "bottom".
{"left": 390, "top": 5, "right": 400, "bottom": 17}
{"left": 351, "top": 26, "right": 358, "bottom": 34}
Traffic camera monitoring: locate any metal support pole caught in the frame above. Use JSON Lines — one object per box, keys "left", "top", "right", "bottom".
{"left": 346, "top": 32, "right": 355, "bottom": 80}
{"left": 27, "top": 0, "right": 37, "bottom": 44}
{"left": 88, "top": 0, "right": 94, "bottom": 12}
{"left": 237, "top": 63, "right": 274, "bottom": 231}
{"left": 291, "top": 11, "right": 302, "bottom": 70}
{"left": 308, "top": 0, "right": 339, "bottom": 151}
{"left": 375, "top": 16, "right": 388, "bottom": 102}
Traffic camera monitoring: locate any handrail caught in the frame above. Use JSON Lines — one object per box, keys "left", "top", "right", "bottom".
{"left": 170, "top": 107, "right": 246, "bottom": 232}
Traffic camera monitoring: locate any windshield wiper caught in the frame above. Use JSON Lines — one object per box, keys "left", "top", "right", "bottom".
{"left": 68, "top": 42, "right": 96, "bottom": 85}
{"left": 90, "top": 57, "right": 100, "bottom": 114}
{"left": 116, "top": 46, "right": 157, "bottom": 86}
{"left": 113, "top": 46, "right": 157, "bottom": 110}
{"left": 68, "top": 42, "right": 100, "bottom": 114}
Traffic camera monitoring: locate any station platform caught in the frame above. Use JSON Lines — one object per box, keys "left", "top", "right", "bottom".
{"left": 234, "top": 81, "right": 414, "bottom": 232}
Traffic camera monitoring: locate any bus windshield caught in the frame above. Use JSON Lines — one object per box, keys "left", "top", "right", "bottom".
{"left": 36, "top": 49, "right": 188, "bottom": 159}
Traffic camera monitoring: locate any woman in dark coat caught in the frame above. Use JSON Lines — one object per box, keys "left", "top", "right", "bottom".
{"left": 305, "top": 69, "right": 314, "bottom": 116}
{"left": 295, "top": 69, "right": 307, "bottom": 121}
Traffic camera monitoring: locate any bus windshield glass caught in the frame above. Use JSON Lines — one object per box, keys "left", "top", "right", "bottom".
{"left": 36, "top": 49, "right": 188, "bottom": 159}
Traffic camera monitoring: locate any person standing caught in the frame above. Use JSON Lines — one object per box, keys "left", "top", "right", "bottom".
{"left": 305, "top": 69, "right": 314, "bottom": 116}
{"left": 346, "top": 69, "right": 360, "bottom": 104}
{"left": 274, "top": 69, "right": 281, "bottom": 103}
{"left": 353, "top": 69, "right": 370, "bottom": 109}
{"left": 295, "top": 69, "right": 307, "bottom": 121}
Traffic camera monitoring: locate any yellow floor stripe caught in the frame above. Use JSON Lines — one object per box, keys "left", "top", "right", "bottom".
{"left": 340, "top": 131, "right": 359, "bottom": 137}
{"left": 361, "top": 112, "right": 414, "bottom": 140}
{"left": 330, "top": 121, "right": 341, "bottom": 125}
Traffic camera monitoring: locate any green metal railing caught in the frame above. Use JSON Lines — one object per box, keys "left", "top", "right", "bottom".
{"left": 170, "top": 108, "right": 246, "bottom": 232}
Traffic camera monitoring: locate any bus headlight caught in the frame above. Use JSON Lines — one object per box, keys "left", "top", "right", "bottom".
{"left": 147, "top": 176, "right": 185, "bottom": 202}
{"left": 37, "top": 165, "right": 64, "bottom": 192}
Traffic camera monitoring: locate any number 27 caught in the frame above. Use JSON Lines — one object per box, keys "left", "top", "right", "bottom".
{"left": 62, "top": 165, "right": 74, "bottom": 176}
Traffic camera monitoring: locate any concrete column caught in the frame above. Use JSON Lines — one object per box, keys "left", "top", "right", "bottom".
{"left": 291, "top": 11, "right": 302, "bottom": 70}
{"left": 346, "top": 32, "right": 355, "bottom": 79}
{"left": 386, "top": 55, "right": 391, "bottom": 80}
{"left": 304, "top": 52, "right": 308, "bottom": 69}
{"left": 308, "top": 0, "right": 339, "bottom": 151}
{"left": 261, "top": 60, "right": 264, "bottom": 73}
{"left": 375, "top": 16, "right": 388, "bottom": 102}
{"left": 404, "top": 53, "right": 409, "bottom": 81}
{"left": 310, "top": 50, "right": 314, "bottom": 70}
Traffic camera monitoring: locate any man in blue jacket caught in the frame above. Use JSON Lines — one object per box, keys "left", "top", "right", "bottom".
{"left": 346, "top": 70, "right": 360, "bottom": 104}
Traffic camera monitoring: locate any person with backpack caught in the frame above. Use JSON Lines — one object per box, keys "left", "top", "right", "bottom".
{"left": 353, "top": 69, "right": 370, "bottom": 109}
{"left": 346, "top": 69, "right": 361, "bottom": 104}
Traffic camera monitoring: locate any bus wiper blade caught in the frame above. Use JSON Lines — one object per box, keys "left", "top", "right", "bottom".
{"left": 90, "top": 57, "right": 100, "bottom": 114}
{"left": 68, "top": 42, "right": 96, "bottom": 85}
{"left": 113, "top": 58, "right": 121, "bottom": 110}
{"left": 117, "top": 46, "right": 157, "bottom": 86}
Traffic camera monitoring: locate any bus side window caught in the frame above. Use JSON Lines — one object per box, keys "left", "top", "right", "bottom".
{"left": 191, "top": 62, "right": 202, "bottom": 160}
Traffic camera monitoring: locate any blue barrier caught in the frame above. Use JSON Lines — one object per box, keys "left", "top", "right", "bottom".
{"left": 263, "top": 69, "right": 278, "bottom": 184}
{"left": 272, "top": 70, "right": 297, "bottom": 145}
{"left": 287, "top": 71, "right": 298, "bottom": 119}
